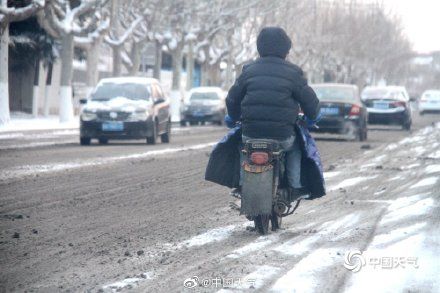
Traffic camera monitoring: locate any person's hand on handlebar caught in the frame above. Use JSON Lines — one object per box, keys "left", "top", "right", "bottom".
{"left": 224, "top": 115, "right": 237, "bottom": 128}
{"left": 299, "top": 112, "right": 321, "bottom": 129}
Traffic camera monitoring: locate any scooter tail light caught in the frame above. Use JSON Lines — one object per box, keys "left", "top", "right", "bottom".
{"left": 250, "top": 152, "right": 269, "bottom": 165}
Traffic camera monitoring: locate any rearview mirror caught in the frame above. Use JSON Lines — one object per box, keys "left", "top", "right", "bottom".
{"left": 79, "top": 98, "right": 88, "bottom": 105}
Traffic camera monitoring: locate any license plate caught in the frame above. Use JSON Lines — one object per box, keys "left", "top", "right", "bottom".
{"left": 320, "top": 107, "right": 339, "bottom": 115}
{"left": 373, "top": 101, "right": 389, "bottom": 109}
{"left": 193, "top": 111, "right": 205, "bottom": 117}
{"left": 102, "top": 121, "right": 124, "bottom": 131}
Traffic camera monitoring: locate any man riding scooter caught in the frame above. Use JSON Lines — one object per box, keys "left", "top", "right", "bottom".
{"left": 226, "top": 27, "right": 320, "bottom": 197}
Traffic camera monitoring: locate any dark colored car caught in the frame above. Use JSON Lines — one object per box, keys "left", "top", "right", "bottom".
{"left": 361, "top": 86, "right": 412, "bottom": 130}
{"left": 180, "top": 87, "right": 226, "bottom": 126}
{"left": 79, "top": 77, "right": 171, "bottom": 145}
{"left": 311, "top": 83, "right": 368, "bottom": 141}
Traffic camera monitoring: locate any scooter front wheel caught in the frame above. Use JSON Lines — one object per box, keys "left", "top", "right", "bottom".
{"left": 254, "top": 215, "right": 270, "bottom": 235}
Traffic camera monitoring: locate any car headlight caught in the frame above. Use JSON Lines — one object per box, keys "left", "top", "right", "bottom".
{"left": 130, "top": 111, "right": 149, "bottom": 121}
{"left": 81, "top": 110, "right": 97, "bottom": 121}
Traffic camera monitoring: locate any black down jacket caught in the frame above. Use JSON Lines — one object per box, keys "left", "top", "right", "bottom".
{"left": 226, "top": 27, "right": 319, "bottom": 140}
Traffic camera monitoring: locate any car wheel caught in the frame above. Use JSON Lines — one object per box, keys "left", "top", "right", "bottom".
{"left": 161, "top": 120, "right": 171, "bottom": 143}
{"left": 80, "top": 137, "right": 91, "bottom": 145}
{"left": 98, "top": 138, "right": 108, "bottom": 145}
{"left": 147, "top": 123, "right": 157, "bottom": 145}
{"left": 180, "top": 120, "right": 186, "bottom": 127}
{"left": 403, "top": 121, "right": 411, "bottom": 131}
{"left": 189, "top": 121, "right": 197, "bottom": 126}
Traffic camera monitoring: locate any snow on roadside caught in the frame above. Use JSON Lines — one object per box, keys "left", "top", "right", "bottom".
{"left": 0, "top": 114, "right": 79, "bottom": 133}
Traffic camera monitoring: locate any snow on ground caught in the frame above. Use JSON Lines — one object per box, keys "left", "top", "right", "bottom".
{"left": 329, "top": 176, "right": 376, "bottom": 191}
{"left": 344, "top": 234, "right": 438, "bottom": 293}
{"left": 381, "top": 197, "right": 434, "bottom": 224}
{"left": 0, "top": 113, "right": 79, "bottom": 133}
{"left": 323, "top": 171, "right": 340, "bottom": 180}
{"left": 410, "top": 177, "right": 438, "bottom": 189}
{"left": 94, "top": 122, "right": 440, "bottom": 292}
{"left": 225, "top": 235, "right": 278, "bottom": 259}
{"left": 425, "top": 164, "right": 440, "bottom": 174}
{"left": 178, "top": 225, "right": 237, "bottom": 248}
{"left": 271, "top": 248, "right": 341, "bottom": 292}
{"left": 102, "top": 272, "right": 153, "bottom": 292}
{"left": 0, "top": 142, "right": 216, "bottom": 182}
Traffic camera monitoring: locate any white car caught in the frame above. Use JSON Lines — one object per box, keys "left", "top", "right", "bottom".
{"left": 419, "top": 90, "right": 440, "bottom": 115}
{"left": 180, "top": 87, "right": 226, "bottom": 126}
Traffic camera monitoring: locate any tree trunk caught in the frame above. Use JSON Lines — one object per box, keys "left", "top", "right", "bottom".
{"left": 86, "top": 40, "right": 100, "bottom": 95}
{"left": 171, "top": 46, "right": 183, "bottom": 90}
{"left": 129, "top": 42, "right": 141, "bottom": 76}
{"left": 43, "top": 62, "right": 53, "bottom": 116}
{"left": 113, "top": 45, "right": 122, "bottom": 77}
{"left": 200, "top": 48, "right": 209, "bottom": 86}
{"left": 153, "top": 40, "right": 162, "bottom": 80}
{"left": 32, "top": 57, "right": 40, "bottom": 117}
{"left": 186, "top": 40, "right": 194, "bottom": 90}
{"left": 225, "top": 52, "right": 233, "bottom": 89}
{"left": 0, "top": 20, "right": 10, "bottom": 125}
{"left": 59, "top": 33, "right": 75, "bottom": 122}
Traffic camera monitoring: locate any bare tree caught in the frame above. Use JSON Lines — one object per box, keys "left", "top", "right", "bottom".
{"left": 38, "top": 0, "right": 108, "bottom": 122}
{"left": 0, "top": 0, "right": 45, "bottom": 125}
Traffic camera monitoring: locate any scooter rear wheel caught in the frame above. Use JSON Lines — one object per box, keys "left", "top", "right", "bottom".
{"left": 254, "top": 215, "right": 270, "bottom": 235}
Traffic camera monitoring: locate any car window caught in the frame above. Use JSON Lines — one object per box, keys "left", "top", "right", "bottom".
{"left": 190, "top": 92, "right": 219, "bottom": 101}
{"left": 92, "top": 82, "right": 150, "bottom": 101}
{"left": 362, "top": 89, "right": 393, "bottom": 100}
{"left": 424, "top": 91, "right": 440, "bottom": 100}
{"left": 313, "top": 87, "right": 356, "bottom": 102}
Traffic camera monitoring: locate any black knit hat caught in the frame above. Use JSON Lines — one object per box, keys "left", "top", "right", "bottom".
{"left": 257, "top": 27, "right": 292, "bottom": 59}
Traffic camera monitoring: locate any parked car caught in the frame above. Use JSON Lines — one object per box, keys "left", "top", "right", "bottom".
{"left": 361, "top": 86, "right": 412, "bottom": 130}
{"left": 79, "top": 77, "right": 171, "bottom": 145}
{"left": 311, "top": 83, "right": 368, "bottom": 141}
{"left": 180, "top": 87, "right": 226, "bottom": 126}
{"left": 419, "top": 90, "right": 440, "bottom": 115}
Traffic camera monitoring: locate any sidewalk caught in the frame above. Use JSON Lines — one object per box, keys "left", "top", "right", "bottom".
{"left": 0, "top": 112, "right": 79, "bottom": 133}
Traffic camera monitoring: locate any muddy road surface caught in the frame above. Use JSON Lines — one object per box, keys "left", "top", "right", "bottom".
{"left": 1, "top": 114, "right": 439, "bottom": 292}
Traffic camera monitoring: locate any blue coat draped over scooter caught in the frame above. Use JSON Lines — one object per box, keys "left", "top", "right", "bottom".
{"left": 205, "top": 122, "right": 326, "bottom": 200}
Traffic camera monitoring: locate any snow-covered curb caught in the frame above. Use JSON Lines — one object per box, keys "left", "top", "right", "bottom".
{"left": 0, "top": 114, "right": 79, "bottom": 133}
